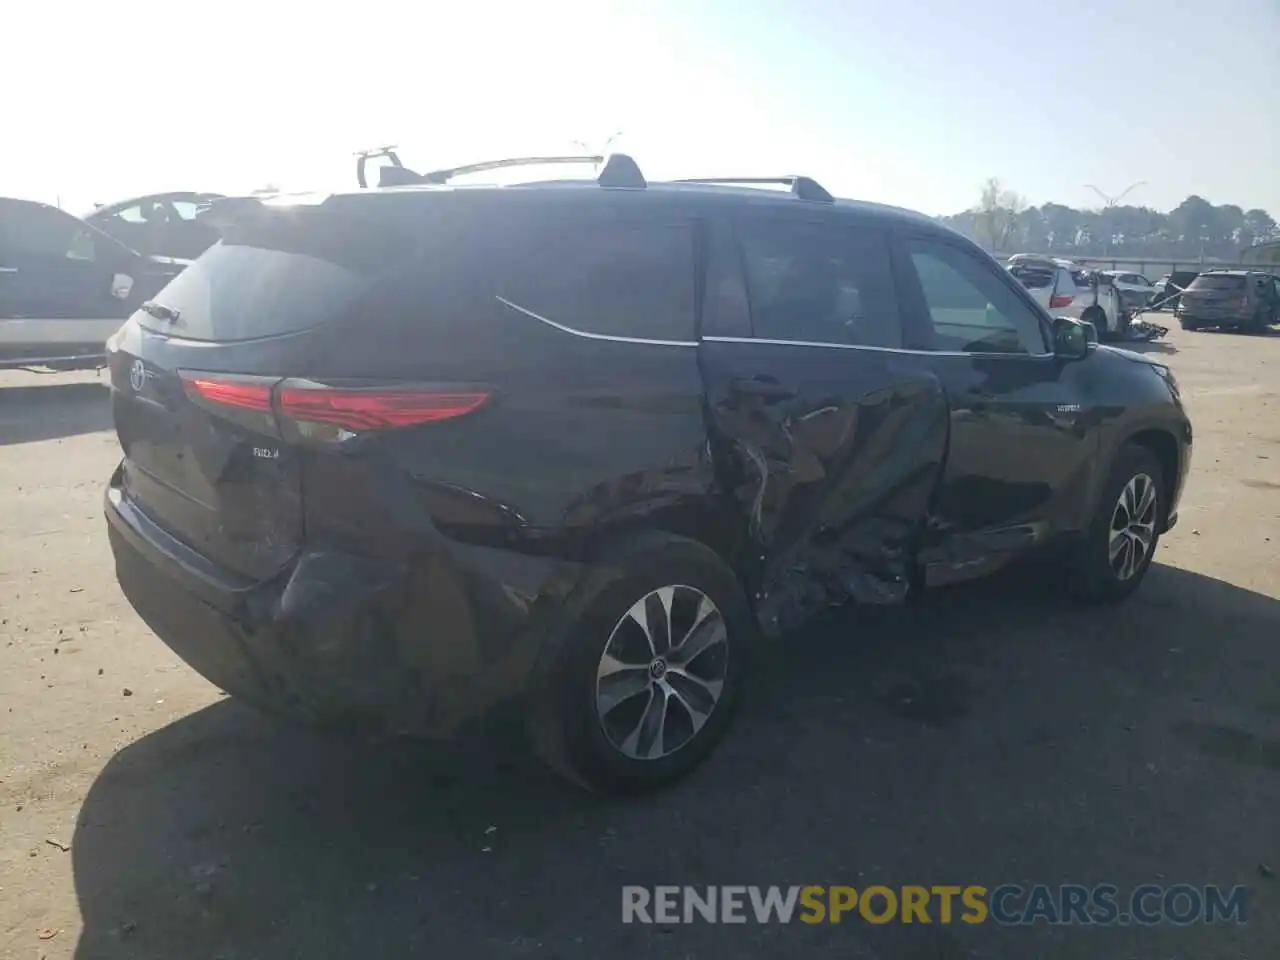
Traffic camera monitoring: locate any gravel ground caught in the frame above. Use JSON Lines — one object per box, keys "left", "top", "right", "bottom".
{"left": 1, "top": 320, "right": 1278, "bottom": 960}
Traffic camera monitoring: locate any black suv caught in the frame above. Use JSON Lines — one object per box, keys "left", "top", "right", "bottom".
{"left": 104, "top": 156, "right": 1193, "bottom": 794}
{"left": 1176, "top": 270, "right": 1279, "bottom": 333}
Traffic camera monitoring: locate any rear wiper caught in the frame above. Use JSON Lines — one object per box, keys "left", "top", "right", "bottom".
{"left": 140, "top": 301, "right": 180, "bottom": 323}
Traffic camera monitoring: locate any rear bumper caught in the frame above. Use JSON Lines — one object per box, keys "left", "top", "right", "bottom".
{"left": 105, "top": 466, "right": 581, "bottom": 737}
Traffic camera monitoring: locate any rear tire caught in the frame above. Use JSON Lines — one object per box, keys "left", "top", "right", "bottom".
{"left": 1067, "top": 444, "right": 1165, "bottom": 604}
{"left": 1179, "top": 318, "right": 1200, "bottom": 331}
{"left": 525, "top": 532, "right": 754, "bottom": 795}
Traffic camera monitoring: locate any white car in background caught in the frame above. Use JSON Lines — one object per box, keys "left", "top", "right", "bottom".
{"left": 1005, "top": 254, "right": 1126, "bottom": 339}
{"left": 1102, "top": 270, "right": 1157, "bottom": 310}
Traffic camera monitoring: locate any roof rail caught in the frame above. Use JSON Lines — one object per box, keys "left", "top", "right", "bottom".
{"left": 674, "top": 176, "right": 834, "bottom": 203}
{"left": 420, "top": 155, "right": 604, "bottom": 184}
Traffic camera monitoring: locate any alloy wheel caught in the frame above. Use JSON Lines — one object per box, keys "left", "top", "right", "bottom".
{"left": 595, "top": 585, "right": 729, "bottom": 761}
{"left": 1109, "top": 473, "right": 1158, "bottom": 581}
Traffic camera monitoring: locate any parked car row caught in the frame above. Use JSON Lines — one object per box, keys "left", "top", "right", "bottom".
{"left": 1, "top": 191, "right": 220, "bottom": 370}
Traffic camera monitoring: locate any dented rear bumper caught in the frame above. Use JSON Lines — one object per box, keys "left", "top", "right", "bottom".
{"left": 105, "top": 466, "right": 580, "bottom": 737}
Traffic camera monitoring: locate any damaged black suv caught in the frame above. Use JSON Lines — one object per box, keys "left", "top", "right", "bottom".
{"left": 104, "top": 155, "right": 1193, "bottom": 794}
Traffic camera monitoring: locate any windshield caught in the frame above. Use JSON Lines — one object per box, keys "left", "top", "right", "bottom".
{"left": 135, "top": 201, "right": 418, "bottom": 341}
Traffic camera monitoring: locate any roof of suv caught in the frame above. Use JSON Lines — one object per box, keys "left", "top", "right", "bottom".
{"left": 219, "top": 154, "right": 945, "bottom": 235}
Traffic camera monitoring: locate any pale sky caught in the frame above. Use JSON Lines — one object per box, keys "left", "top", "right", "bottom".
{"left": 3, "top": 0, "right": 1277, "bottom": 218}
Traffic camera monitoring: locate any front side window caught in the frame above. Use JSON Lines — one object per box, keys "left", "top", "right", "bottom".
{"left": 500, "top": 219, "right": 696, "bottom": 342}
{"left": 904, "top": 237, "right": 1048, "bottom": 355}
{"left": 735, "top": 219, "right": 902, "bottom": 348}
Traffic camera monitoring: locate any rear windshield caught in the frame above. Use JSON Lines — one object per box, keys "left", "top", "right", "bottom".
{"left": 1008, "top": 263, "right": 1055, "bottom": 289}
{"left": 1187, "top": 274, "right": 1245, "bottom": 292}
{"left": 136, "top": 200, "right": 417, "bottom": 341}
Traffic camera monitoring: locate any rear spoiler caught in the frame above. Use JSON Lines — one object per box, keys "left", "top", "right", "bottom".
{"left": 195, "top": 193, "right": 329, "bottom": 232}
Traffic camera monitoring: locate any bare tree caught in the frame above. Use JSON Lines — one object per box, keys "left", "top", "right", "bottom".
{"left": 975, "top": 177, "right": 1026, "bottom": 253}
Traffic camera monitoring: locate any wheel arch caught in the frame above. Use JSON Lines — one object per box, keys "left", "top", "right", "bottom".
{"left": 1120, "top": 427, "right": 1181, "bottom": 528}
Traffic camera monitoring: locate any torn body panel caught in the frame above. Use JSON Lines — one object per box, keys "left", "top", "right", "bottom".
{"left": 698, "top": 339, "right": 949, "bottom": 638}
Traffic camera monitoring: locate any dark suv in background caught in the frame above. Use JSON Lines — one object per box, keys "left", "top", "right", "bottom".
{"left": 1177, "top": 270, "right": 1279, "bottom": 333}
{"left": 104, "top": 155, "right": 1193, "bottom": 794}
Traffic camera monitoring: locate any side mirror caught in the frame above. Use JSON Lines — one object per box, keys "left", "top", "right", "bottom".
{"left": 1053, "top": 316, "right": 1093, "bottom": 360}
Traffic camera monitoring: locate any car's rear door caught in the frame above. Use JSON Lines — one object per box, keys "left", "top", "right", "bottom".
{"left": 698, "top": 212, "right": 948, "bottom": 634}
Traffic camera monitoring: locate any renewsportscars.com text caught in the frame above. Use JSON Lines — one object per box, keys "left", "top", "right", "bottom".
{"left": 621, "top": 884, "right": 1249, "bottom": 926}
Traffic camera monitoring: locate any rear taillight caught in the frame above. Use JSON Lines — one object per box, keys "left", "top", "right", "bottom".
{"left": 182, "top": 376, "right": 273, "bottom": 413}
{"left": 277, "top": 382, "right": 490, "bottom": 434}
{"left": 1049, "top": 294, "right": 1074, "bottom": 309}
{"left": 180, "top": 373, "right": 490, "bottom": 442}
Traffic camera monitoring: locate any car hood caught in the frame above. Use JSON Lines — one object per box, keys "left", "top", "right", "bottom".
{"left": 1097, "top": 344, "right": 1161, "bottom": 366}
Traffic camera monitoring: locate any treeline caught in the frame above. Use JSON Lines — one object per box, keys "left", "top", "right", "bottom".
{"left": 940, "top": 180, "right": 1278, "bottom": 261}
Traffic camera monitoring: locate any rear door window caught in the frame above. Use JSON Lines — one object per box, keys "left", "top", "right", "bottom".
{"left": 138, "top": 200, "right": 418, "bottom": 341}
{"left": 499, "top": 217, "right": 696, "bottom": 342}
{"left": 733, "top": 218, "right": 903, "bottom": 349}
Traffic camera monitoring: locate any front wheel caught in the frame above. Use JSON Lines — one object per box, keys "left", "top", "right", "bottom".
{"left": 525, "top": 532, "right": 754, "bottom": 795}
{"left": 1067, "top": 444, "right": 1165, "bottom": 604}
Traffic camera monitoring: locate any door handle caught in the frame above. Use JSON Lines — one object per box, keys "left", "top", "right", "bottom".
{"left": 0, "top": 267, "right": 17, "bottom": 274}
{"left": 731, "top": 377, "right": 797, "bottom": 400}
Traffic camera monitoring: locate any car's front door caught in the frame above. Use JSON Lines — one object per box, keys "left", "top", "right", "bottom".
{"left": 890, "top": 230, "right": 1101, "bottom": 577}
{"left": 0, "top": 200, "right": 137, "bottom": 352}
{"left": 698, "top": 214, "right": 948, "bottom": 636}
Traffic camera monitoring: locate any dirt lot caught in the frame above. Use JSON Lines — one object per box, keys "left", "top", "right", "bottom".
{"left": 2, "top": 323, "right": 1278, "bottom": 960}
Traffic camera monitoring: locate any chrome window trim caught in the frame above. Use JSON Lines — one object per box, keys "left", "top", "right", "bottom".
{"left": 495, "top": 296, "right": 698, "bottom": 348}
{"left": 701, "top": 335, "right": 1054, "bottom": 360}
{"left": 495, "top": 297, "right": 1054, "bottom": 358}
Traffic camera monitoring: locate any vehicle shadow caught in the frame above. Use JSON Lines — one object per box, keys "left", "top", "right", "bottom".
{"left": 0, "top": 379, "right": 112, "bottom": 446}
{"left": 70, "top": 563, "right": 1280, "bottom": 959}
{"left": 1115, "top": 339, "right": 1177, "bottom": 354}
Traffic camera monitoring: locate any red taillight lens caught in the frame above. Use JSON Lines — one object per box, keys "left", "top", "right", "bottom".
{"left": 1049, "top": 294, "right": 1074, "bottom": 309}
{"left": 277, "top": 384, "right": 490, "bottom": 432}
{"left": 178, "top": 372, "right": 490, "bottom": 440}
{"left": 181, "top": 375, "right": 273, "bottom": 412}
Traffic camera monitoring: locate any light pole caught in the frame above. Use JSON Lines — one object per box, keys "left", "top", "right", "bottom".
{"left": 1085, "top": 181, "right": 1146, "bottom": 258}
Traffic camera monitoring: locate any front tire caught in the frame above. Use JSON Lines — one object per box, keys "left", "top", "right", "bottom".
{"left": 525, "top": 533, "right": 754, "bottom": 795}
{"left": 1068, "top": 444, "right": 1165, "bottom": 604}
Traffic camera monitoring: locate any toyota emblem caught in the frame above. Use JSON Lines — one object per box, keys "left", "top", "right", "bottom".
{"left": 130, "top": 359, "right": 147, "bottom": 393}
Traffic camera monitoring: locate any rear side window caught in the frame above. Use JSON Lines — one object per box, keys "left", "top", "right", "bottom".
{"left": 1188, "top": 274, "right": 1245, "bottom": 291}
{"left": 139, "top": 200, "right": 417, "bottom": 341}
{"left": 499, "top": 219, "right": 695, "bottom": 342}
{"left": 734, "top": 219, "right": 902, "bottom": 348}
